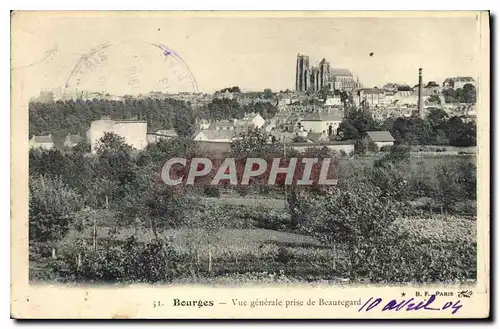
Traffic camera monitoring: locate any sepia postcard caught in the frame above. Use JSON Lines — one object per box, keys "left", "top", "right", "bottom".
{"left": 11, "top": 11, "right": 490, "bottom": 319}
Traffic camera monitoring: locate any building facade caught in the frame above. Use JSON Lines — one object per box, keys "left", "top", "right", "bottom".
{"left": 364, "top": 131, "right": 395, "bottom": 149}
{"left": 87, "top": 118, "right": 148, "bottom": 153}
{"left": 299, "top": 111, "right": 343, "bottom": 135}
{"left": 29, "top": 134, "right": 54, "bottom": 150}
{"left": 295, "top": 54, "right": 361, "bottom": 94}
{"left": 296, "top": 54, "right": 310, "bottom": 92}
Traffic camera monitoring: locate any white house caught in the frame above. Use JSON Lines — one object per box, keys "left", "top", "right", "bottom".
{"left": 237, "top": 112, "right": 266, "bottom": 129}
{"left": 261, "top": 121, "right": 276, "bottom": 132}
{"left": 363, "top": 131, "right": 395, "bottom": 149}
{"left": 209, "top": 120, "right": 236, "bottom": 131}
{"left": 29, "top": 134, "right": 54, "bottom": 150}
{"left": 87, "top": 118, "right": 148, "bottom": 153}
{"left": 146, "top": 129, "right": 178, "bottom": 144}
{"left": 324, "top": 96, "right": 342, "bottom": 107}
{"left": 300, "top": 111, "right": 342, "bottom": 135}
{"left": 193, "top": 129, "right": 235, "bottom": 143}
{"left": 290, "top": 140, "right": 355, "bottom": 154}
{"left": 307, "top": 131, "right": 329, "bottom": 143}
{"left": 278, "top": 98, "right": 292, "bottom": 106}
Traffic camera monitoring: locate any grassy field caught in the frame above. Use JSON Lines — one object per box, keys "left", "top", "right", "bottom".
{"left": 34, "top": 214, "right": 474, "bottom": 282}
{"left": 30, "top": 190, "right": 477, "bottom": 283}
{"left": 82, "top": 214, "right": 475, "bottom": 255}
{"left": 206, "top": 197, "right": 287, "bottom": 209}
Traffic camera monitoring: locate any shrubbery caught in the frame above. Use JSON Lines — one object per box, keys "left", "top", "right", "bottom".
{"left": 29, "top": 127, "right": 477, "bottom": 284}
{"left": 48, "top": 235, "right": 182, "bottom": 283}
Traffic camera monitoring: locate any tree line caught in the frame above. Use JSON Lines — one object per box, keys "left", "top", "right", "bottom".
{"left": 29, "top": 98, "right": 196, "bottom": 147}
{"left": 337, "top": 107, "right": 476, "bottom": 147}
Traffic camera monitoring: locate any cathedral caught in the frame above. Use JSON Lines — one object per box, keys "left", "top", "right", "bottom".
{"left": 295, "top": 53, "right": 361, "bottom": 94}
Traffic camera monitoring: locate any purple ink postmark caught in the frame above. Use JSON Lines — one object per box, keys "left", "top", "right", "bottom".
{"left": 63, "top": 39, "right": 199, "bottom": 99}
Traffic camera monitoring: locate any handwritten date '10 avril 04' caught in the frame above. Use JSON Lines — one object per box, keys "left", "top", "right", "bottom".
{"left": 358, "top": 294, "right": 463, "bottom": 315}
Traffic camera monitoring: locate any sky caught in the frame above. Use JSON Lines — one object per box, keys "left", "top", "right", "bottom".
{"left": 12, "top": 12, "right": 483, "bottom": 98}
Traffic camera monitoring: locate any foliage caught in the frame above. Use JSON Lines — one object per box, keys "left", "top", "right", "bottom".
{"left": 427, "top": 94, "right": 441, "bottom": 104}
{"left": 262, "top": 88, "right": 274, "bottom": 99}
{"left": 338, "top": 108, "right": 378, "bottom": 140}
{"left": 385, "top": 109, "right": 476, "bottom": 146}
{"left": 374, "top": 144, "right": 411, "bottom": 166}
{"left": 344, "top": 231, "right": 476, "bottom": 283}
{"left": 53, "top": 234, "right": 182, "bottom": 283}
{"left": 29, "top": 98, "right": 195, "bottom": 143}
{"left": 204, "top": 185, "right": 221, "bottom": 197}
{"left": 138, "top": 137, "right": 200, "bottom": 165}
{"left": 442, "top": 84, "right": 476, "bottom": 104}
{"left": 294, "top": 182, "right": 403, "bottom": 246}
{"left": 95, "top": 132, "right": 137, "bottom": 185}
{"left": 219, "top": 86, "right": 241, "bottom": 93}
{"left": 29, "top": 175, "right": 84, "bottom": 241}
{"left": 446, "top": 117, "right": 476, "bottom": 147}
{"left": 433, "top": 157, "right": 476, "bottom": 213}
{"left": 230, "top": 127, "right": 281, "bottom": 158}
{"left": 354, "top": 138, "right": 378, "bottom": 155}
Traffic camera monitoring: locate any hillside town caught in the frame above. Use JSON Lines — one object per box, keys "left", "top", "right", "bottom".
{"left": 24, "top": 13, "right": 482, "bottom": 293}
{"left": 29, "top": 53, "right": 476, "bottom": 155}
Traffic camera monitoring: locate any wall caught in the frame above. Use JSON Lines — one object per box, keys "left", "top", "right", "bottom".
{"left": 194, "top": 141, "right": 232, "bottom": 156}
{"left": 375, "top": 141, "right": 394, "bottom": 149}
{"left": 89, "top": 119, "right": 148, "bottom": 153}
{"left": 291, "top": 143, "right": 354, "bottom": 154}
{"left": 301, "top": 120, "right": 341, "bottom": 134}
{"left": 29, "top": 141, "right": 54, "bottom": 150}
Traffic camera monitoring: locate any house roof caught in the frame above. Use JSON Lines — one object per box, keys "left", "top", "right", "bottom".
{"left": 330, "top": 68, "right": 353, "bottom": 77}
{"left": 360, "top": 88, "right": 385, "bottom": 95}
{"left": 269, "top": 131, "right": 295, "bottom": 143}
{"left": 243, "top": 112, "right": 261, "bottom": 119}
{"left": 307, "top": 132, "right": 328, "bottom": 143}
{"left": 396, "top": 90, "right": 432, "bottom": 97}
{"left": 114, "top": 118, "right": 147, "bottom": 123}
{"left": 209, "top": 120, "right": 235, "bottom": 130}
{"left": 65, "top": 134, "right": 82, "bottom": 144}
{"left": 155, "top": 129, "right": 178, "bottom": 137}
{"left": 302, "top": 111, "right": 342, "bottom": 122}
{"left": 365, "top": 131, "right": 395, "bottom": 142}
{"left": 32, "top": 134, "right": 53, "bottom": 144}
{"left": 261, "top": 122, "right": 275, "bottom": 130}
{"left": 197, "top": 129, "right": 234, "bottom": 141}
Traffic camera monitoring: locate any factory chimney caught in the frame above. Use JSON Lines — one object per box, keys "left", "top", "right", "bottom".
{"left": 418, "top": 68, "right": 425, "bottom": 119}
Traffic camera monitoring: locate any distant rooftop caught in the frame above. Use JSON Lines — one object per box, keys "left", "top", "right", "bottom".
{"left": 365, "top": 131, "right": 395, "bottom": 142}
{"left": 31, "top": 134, "right": 53, "bottom": 144}
{"left": 302, "top": 111, "right": 342, "bottom": 122}
{"left": 198, "top": 129, "right": 235, "bottom": 141}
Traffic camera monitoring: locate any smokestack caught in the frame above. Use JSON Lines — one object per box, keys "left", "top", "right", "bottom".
{"left": 418, "top": 68, "right": 424, "bottom": 119}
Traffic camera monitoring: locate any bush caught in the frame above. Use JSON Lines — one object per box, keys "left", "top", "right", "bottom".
{"left": 203, "top": 185, "right": 221, "bottom": 198}
{"left": 346, "top": 230, "right": 476, "bottom": 283}
{"left": 296, "top": 182, "right": 403, "bottom": 246}
{"left": 29, "top": 175, "right": 84, "bottom": 242}
{"left": 53, "top": 235, "right": 182, "bottom": 283}
{"left": 379, "top": 145, "right": 392, "bottom": 152}
{"left": 449, "top": 200, "right": 477, "bottom": 215}
{"left": 254, "top": 209, "right": 292, "bottom": 231}
{"left": 276, "top": 247, "right": 292, "bottom": 264}
{"left": 354, "top": 138, "right": 378, "bottom": 154}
